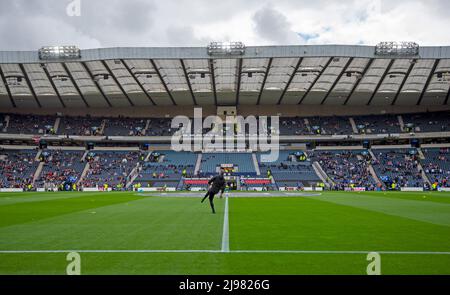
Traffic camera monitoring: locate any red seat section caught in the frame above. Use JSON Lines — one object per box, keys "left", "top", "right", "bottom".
{"left": 243, "top": 179, "right": 271, "bottom": 184}
{"left": 184, "top": 179, "right": 209, "bottom": 185}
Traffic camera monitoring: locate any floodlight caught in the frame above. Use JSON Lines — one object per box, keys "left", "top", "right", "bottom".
{"left": 207, "top": 42, "right": 246, "bottom": 56}
{"left": 38, "top": 45, "right": 81, "bottom": 60}
{"left": 375, "top": 42, "right": 419, "bottom": 56}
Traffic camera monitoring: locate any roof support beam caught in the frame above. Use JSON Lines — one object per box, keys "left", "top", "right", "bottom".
{"left": 298, "top": 57, "right": 334, "bottom": 105}
{"left": 344, "top": 59, "right": 373, "bottom": 105}
{"left": 320, "top": 57, "right": 353, "bottom": 105}
{"left": 0, "top": 66, "right": 16, "bottom": 107}
{"left": 61, "top": 63, "right": 89, "bottom": 107}
{"left": 235, "top": 58, "right": 243, "bottom": 105}
{"left": 417, "top": 59, "right": 439, "bottom": 106}
{"left": 101, "top": 60, "right": 134, "bottom": 106}
{"left": 366, "top": 59, "right": 395, "bottom": 106}
{"left": 277, "top": 58, "right": 303, "bottom": 105}
{"left": 19, "top": 64, "right": 41, "bottom": 107}
{"left": 121, "top": 59, "right": 156, "bottom": 106}
{"left": 391, "top": 59, "right": 415, "bottom": 106}
{"left": 180, "top": 59, "right": 197, "bottom": 105}
{"left": 41, "top": 63, "right": 66, "bottom": 108}
{"left": 81, "top": 62, "right": 112, "bottom": 107}
{"left": 445, "top": 84, "right": 450, "bottom": 105}
{"left": 209, "top": 59, "right": 218, "bottom": 105}
{"left": 150, "top": 59, "right": 177, "bottom": 106}
{"left": 256, "top": 58, "right": 273, "bottom": 105}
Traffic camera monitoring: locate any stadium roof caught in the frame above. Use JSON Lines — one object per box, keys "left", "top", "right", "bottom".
{"left": 0, "top": 45, "right": 449, "bottom": 108}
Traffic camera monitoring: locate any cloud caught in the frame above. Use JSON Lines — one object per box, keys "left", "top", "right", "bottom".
{"left": 0, "top": 0, "right": 449, "bottom": 50}
{"left": 252, "top": 6, "right": 302, "bottom": 44}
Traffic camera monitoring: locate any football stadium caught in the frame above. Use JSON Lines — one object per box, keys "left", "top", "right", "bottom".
{"left": 2, "top": 3, "right": 450, "bottom": 284}
{"left": 0, "top": 41, "right": 449, "bottom": 276}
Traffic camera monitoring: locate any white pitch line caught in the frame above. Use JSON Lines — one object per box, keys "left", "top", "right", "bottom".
{"left": 1, "top": 250, "right": 449, "bottom": 255}
{"left": 0, "top": 250, "right": 221, "bottom": 254}
{"left": 221, "top": 195, "right": 230, "bottom": 253}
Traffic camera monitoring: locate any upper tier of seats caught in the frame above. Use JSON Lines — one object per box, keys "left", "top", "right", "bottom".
{"left": 1, "top": 111, "right": 449, "bottom": 136}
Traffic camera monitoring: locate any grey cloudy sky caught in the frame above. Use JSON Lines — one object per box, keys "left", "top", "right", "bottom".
{"left": 0, "top": 0, "right": 449, "bottom": 50}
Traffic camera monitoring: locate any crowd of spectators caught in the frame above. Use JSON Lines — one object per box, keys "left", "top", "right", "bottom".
{"left": 372, "top": 149, "right": 424, "bottom": 188}
{"left": 312, "top": 150, "right": 378, "bottom": 190}
{"left": 0, "top": 150, "right": 38, "bottom": 188}
{"left": 80, "top": 151, "right": 142, "bottom": 188}
{"left": 422, "top": 148, "right": 450, "bottom": 188}
{"left": 35, "top": 150, "right": 85, "bottom": 187}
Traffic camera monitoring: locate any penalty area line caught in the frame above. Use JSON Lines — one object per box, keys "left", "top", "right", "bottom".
{"left": 0, "top": 250, "right": 450, "bottom": 255}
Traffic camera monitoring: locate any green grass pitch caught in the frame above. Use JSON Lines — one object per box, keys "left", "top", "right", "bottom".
{"left": 1, "top": 191, "right": 450, "bottom": 274}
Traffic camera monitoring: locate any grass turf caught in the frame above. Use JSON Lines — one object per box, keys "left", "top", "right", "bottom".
{"left": 0, "top": 191, "right": 449, "bottom": 274}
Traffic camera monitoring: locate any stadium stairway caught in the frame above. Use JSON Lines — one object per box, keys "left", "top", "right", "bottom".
{"left": 77, "top": 162, "right": 91, "bottom": 185}
{"left": 143, "top": 119, "right": 151, "bottom": 135}
{"left": 53, "top": 117, "right": 61, "bottom": 134}
{"left": 99, "top": 119, "right": 107, "bottom": 135}
{"left": 81, "top": 150, "right": 89, "bottom": 162}
{"left": 32, "top": 162, "right": 45, "bottom": 186}
{"left": 417, "top": 161, "right": 432, "bottom": 186}
{"left": 368, "top": 163, "right": 383, "bottom": 186}
{"left": 252, "top": 153, "right": 261, "bottom": 175}
{"left": 349, "top": 117, "right": 358, "bottom": 134}
{"left": 312, "top": 161, "right": 333, "bottom": 188}
{"left": 34, "top": 150, "right": 42, "bottom": 161}
{"left": 126, "top": 163, "right": 142, "bottom": 188}
{"left": 194, "top": 153, "right": 202, "bottom": 175}
{"left": 368, "top": 149, "right": 377, "bottom": 161}
{"left": 398, "top": 115, "right": 405, "bottom": 132}
{"left": 304, "top": 118, "right": 312, "bottom": 134}
{"left": 417, "top": 149, "right": 426, "bottom": 160}
{"left": 3, "top": 115, "right": 10, "bottom": 132}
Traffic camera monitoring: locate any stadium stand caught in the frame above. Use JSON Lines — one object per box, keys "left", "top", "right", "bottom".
{"left": 372, "top": 149, "right": 424, "bottom": 188}
{"left": 146, "top": 118, "right": 173, "bottom": 136}
{"left": 0, "top": 149, "right": 38, "bottom": 188}
{"left": 81, "top": 151, "right": 143, "bottom": 188}
{"left": 353, "top": 114, "right": 401, "bottom": 134}
{"left": 104, "top": 117, "right": 147, "bottom": 136}
{"left": 6, "top": 114, "right": 55, "bottom": 134}
{"left": 422, "top": 148, "right": 450, "bottom": 187}
{"left": 200, "top": 153, "right": 255, "bottom": 175}
{"left": 402, "top": 112, "right": 450, "bottom": 133}
{"left": 279, "top": 117, "right": 310, "bottom": 135}
{"left": 35, "top": 150, "right": 85, "bottom": 188}
{"left": 136, "top": 151, "right": 197, "bottom": 188}
{"left": 308, "top": 116, "right": 353, "bottom": 135}
{"left": 311, "top": 150, "right": 378, "bottom": 190}
{"left": 58, "top": 116, "right": 104, "bottom": 136}
{"left": 258, "top": 151, "right": 320, "bottom": 188}
{"left": 0, "top": 112, "right": 449, "bottom": 137}
{"left": 1, "top": 45, "right": 450, "bottom": 192}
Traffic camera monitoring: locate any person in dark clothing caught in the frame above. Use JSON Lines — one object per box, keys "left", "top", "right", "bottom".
{"left": 201, "top": 169, "right": 226, "bottom": 214}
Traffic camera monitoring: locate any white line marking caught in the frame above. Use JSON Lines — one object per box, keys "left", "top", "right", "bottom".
{"left": 0, "top": 250, "right": 449, "bottom": 255}
{"left": 221, "top": 195, "right": 230, "bottom": 252}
